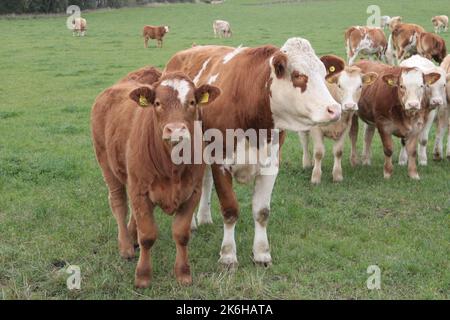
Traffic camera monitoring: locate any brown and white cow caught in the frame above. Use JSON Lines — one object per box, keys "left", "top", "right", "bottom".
{"left": 345, "top": 26, "right": 387, "bottom": 65}
{"left": 388, "top": 16, "right": 402, "bottom": 32}
{"left": 116, "top": 65, "right": 162, "bottom": 84}
{"left": 91, "top": 72, "right": 220, "bottom": 287}
{"left": 399, "top": 55, "right": 448, "bottom": 165}
{"left": 390, "top": 23, "right": 425, "bottom": 63}
{"left": 72, "top": 17, "right": 87, "bottom": 37}
{"left": 143, "top": 25, "right": 169, "bottom": 48}
{"left": 416, "top": 31, "right": 447, "bottom": 63}
{"left": 350, "top": 61, "right": 440, "bottom": 179}
{"left": 165, "top": 38, "right": 343, "bottom": 267}
{"left": 299, "top": 56, "right": 378, "bottom": 183}
{"left": 213, "top": 20, "right": 232, "bottom": 38}
{"left": 432, "top": 15, "right": 449, "bottom": 34}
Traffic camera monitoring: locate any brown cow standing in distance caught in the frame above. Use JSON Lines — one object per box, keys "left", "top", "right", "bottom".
{"left": 416, "top": 31, "right": 447, "bottom": 63}
{"left": 91, "top": 71, "right": 220, "bottom": 288}
{"left": 143, "top": 25, "right": 169, "bottom": 48}
{"left": 350, "top": 61, "right": 440, "bottom": 180}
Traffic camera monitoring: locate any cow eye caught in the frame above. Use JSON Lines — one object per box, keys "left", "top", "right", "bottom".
{"left": 155, "top": 101, "right": 161, "bottom": 107}
{"left": 189, "top": 100, "right": 196, "bottom": 107}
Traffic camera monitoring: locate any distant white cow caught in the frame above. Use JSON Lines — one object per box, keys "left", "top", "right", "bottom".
{"left": 380, "top": 16, "right": 391, "bottom": 29}
{"left": 213, "top": 20, "right": 232, "bottom": 38}
{"left": 73, "top": 17, "right": 87, "bottom": 37}
{"left": 432, "top": 15, "right": 449, "bottom": 33}
{"left": 399, "top": 55, "right": 448, "bottom": 165}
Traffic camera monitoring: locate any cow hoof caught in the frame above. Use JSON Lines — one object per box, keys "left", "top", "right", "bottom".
{"left": 398, "top": 160, "right": 407, "bottom": 166}
{"left": 418, "top": 160, "right": 427, "bottom": 166}
{"left": 119, "top": 245, "right": 135, "bottom": 260}
{"left": 409, "top": 174, "right": 420, "bottom": 180}
{"left": 302, "top": 162, "right": 312, "bottom": 169}
{"left": 333, "top": 175, "right": 343, "bottom": 182}
{"left": 176, "top": 274, "right": 193, "bottom": 286}
{"left": 134, "top": 277, "right": 151, "bottom": 289}
{"left": 197, "top": 212, "right": 213, "bottom": 226}
{"left": 253, "top": 253, "right": 272, "bottom": 268}
{"left": 383, "top": 172, "right": 392, "bottom": 179}
{"left": 218, "top": 255, "right": 238, "bottom": 270}
{"left": 433, "top": 153, "right": 442, "bottom": 161}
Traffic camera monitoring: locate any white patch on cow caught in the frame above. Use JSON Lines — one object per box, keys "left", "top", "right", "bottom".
{"left": 223, "top": 45, "right": 245, "bottom": 64}
{"left": 164, "top": 26, "right": 169, "bottom": 33}
{"left": 196, "top": 165, "right": 213, "bottom": 225}
{"left": 336, "top": 71, "right": 363, "bottom": 111}
{"left": 193, "top": 58, "right": 211, "bottom": 85}
{"left": 161, "top": 79, "right": 191, "bottom": 105}
{"left": 219, "top": 222, "right": 237, "bottom": 265}
{"left": 269, "top": 37, "right": 341, "bottom": 132}
{"left": 208, "top": 73, "right": 219, "bottom": 84}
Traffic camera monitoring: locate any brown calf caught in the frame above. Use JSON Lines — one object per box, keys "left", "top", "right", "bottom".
{"left": 350, "top": 61, "right": 440, "bottom": 179}
{"left": 143, "top": 25, "right": 169, "bottom": 48}
{"left": 91, "top": 72, "right": 220, "bottom": 287}
{"left": 416, "top": 32, "right": 447, "bottom": 63}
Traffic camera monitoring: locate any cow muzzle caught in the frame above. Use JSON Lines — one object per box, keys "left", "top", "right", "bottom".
{"left": 405, "top": 101, "right": 420, "bottom": 111}
{"left": 430, "top": 97, "right": 444, "bottom": 108}
{"left": 325, "top": 104, "right": 342, "bottom": 122}
{"left": 343, "top": 102, "right": 358, "bottom": 112}
{"left": 162, "top": 122, "right": 190, "bottom": 146}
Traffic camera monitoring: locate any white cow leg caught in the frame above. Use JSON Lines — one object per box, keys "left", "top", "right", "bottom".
{"left": 197, "top": 165, "right": 214, "bottom": 225}
{"left": 332, "top": 132, "right": 346, "bottom": 182}
{"left": 252, "top": 172, "right": 277, "bottom": 266}
{"left": 219, "top": 221, "right": 237, "bottom": 266}
{"left": 310, "top": 128, "right": 324, "bottom": 184}
{"left": 362, "top": 124, "right": 375, "bottom": 165}
{"left": 398, "top": 139, "right": 408, "bottom": 165}
{"left": 298, "top": 131, "right": 312, "bottom": 168}
{"left": 433, "top": 107, "right": 447, "bottom": 160}
{"left": 418, "top": 109, "right": 436, "bottom": 165}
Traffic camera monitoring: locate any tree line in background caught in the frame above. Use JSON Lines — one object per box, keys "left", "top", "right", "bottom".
{"left": 0, "top": 0, "right": 203, "bottom": 14}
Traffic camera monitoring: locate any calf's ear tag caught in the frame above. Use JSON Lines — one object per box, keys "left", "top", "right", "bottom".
{"left": 329, "top": 66, "right": 336, "bottom": 73}
{"left": 139, "top": 95, "right": 148, "bottom": 107}
{"left": 200, "top": 92, "right": 209, "bottom": 104}
{"left": 387, "top": 79, "right": 395, "bottom": 86}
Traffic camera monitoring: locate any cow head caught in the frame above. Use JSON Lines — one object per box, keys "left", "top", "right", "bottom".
{"left": 164, "top": 26, "right": 170, "bottom": 33}
{"left": 382, "top": 67, "right": 441, "bottom": 112}
{"left": 324, "top": 62, "right": 378, "bottom": 112}
{"left": 129, "top": 73, "right": 220, "bottom": 147}
{"left": 269, "top": 38, "right": 343, "bottom": 132}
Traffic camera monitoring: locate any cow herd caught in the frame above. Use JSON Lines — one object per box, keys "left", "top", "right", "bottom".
{"left": 87, "top": 13, "right": 450, "bottom": 288}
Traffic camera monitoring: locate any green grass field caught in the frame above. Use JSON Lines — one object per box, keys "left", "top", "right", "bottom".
{"left": 0, "top": 0, "right": 449, "bottom": 299}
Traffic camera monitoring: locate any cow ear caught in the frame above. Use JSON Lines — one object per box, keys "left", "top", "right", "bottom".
{"left": 424, "top": 72, "right": 441, "bottom": 85}
{"left": 129, "top": 86, "right": 155, "bottom": 107}
{"left": 382, "top": 74, "right": 399, "bottom": 87}
{"left": 320, "top": 55, "right": 345, "bottom": 79}
{"left": 272, "top": 51, "right": 288, "bottom": 79}
{"left": 362, "top": 72, "right": 378, "bottom": 86}
{"left": 326, "top": 74, "right": 339, "bottom": 84}
{"left": 195, "top": 84, "right": 221, "bottom": 105}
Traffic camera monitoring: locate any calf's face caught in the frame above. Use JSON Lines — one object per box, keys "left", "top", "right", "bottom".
{"left": 427, "top": 70, "right": 447, "bottom": 108}
{"left": 382, "top": 68, "right": 441, "bottom": 112}
{"left": 129, "top": 75, "right": 220, "bottom": 147}
{"left": 327, "top": 68, "right": 378, "bottom": 112}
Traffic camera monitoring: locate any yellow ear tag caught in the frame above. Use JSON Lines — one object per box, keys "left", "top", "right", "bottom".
{"left": 139, "top": 95, "right": 148, "bottom": 107}
{"left": 388, "top": 79, "right": 395, "bottom": 86}
{"left": 329, "top": 66, "right": 336, "bottom": 73}
{"left": 200, "top": 92, "right": 209, "bottom": 104}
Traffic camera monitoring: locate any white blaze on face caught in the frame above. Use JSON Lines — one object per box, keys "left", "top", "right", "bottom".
{"left": 336, "top": 71, "right": 363, "bottom": 111}
{"left": 223, "top": 45, "right": 246, "bottom": 64}
{"left": 269, "top": 37, "right": 341, "bottom": 132}
{"left": 400, "top": 69, "right": 426, "bottom": 110}
{"left": 161, "top": 79, "right": 191, "bottom": 105}
{"left": 164, "top": 26, "right": 169, "bottom": 33}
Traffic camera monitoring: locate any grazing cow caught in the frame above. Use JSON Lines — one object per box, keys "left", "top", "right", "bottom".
{"left": 299, "top": 56, "right": 378, "bottom": 183}
{"left": 91, "top": 72, "right": 220, "bottom": 287}
{"left": 345, "top": 26, "right": 387, "bottom": 65}
{"left": 432, "top": 15, "right": 449, "bottom": 33}
{"left": 116, "top": 65, "right": 162, "bottom": 84}
{"left": 416, "top": 32, "right": 447, "bottom": 63}
{"left": 350, "top": 61, "right": 440, "bottom": 179}
{"left": 72, "top": 17, "right": 87, "bottom": 37}
{"left": 143, "top": 25, "right": 169, "bottom": 48}
{"left": 399, "top": 55, "right": 448, "bottom": 165}
{"left": 388, "top": 16, "right": 402, "bottom": 32}
{"left": 165, "top": 38, "right": 343, "bottom": 267}
{"left": 390, "top": 23, "right": 426, "bottom": 63}
{"left": 213, "top": 20, "right": 232, "bottom": 38}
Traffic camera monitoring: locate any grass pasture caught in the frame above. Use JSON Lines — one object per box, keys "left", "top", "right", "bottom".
{"left": 0, "top": 0, "right": 449, "bottom": 299}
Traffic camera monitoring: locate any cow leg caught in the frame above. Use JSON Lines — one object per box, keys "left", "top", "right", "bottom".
{"left": 433, "top": 107, "right": 447, "bottom": 160}
{"left": 362, "top": 123, "right": 375, "bottom": 165}
{"left": 172, "top": 185, "right": 202, "bottom": 285}
{"left": 144, "top": 37, "right": 148, "bottom": 48}
{"left": 417, "top": 109, "right": 436, "bottom": 164}
{"left": 212, "top": 165, "right": 238, "bottom": 267}
{"left": 349, "top": 114, "right": 360, "bottom": 166}
{"left": 398, "top": 138, "right": 408, "bottom": 166}
{"left": 127, "top": 213, "right": 138, "bottom": 248}
{"left": 298, "top": 131, "right": 312, "bottom": 168}
{"left": 405, "top": 135, "right": 420, "bottom": 179}
{"left": 378, "top": 127, "right": 394, "bottom": 179}
{"left": 332, "top": 131, "right": 347, "bottom": 182}
{"left": 310, "top": 128, "right": 325, "bottom": 184}
{"left": 252, "top": 172, "right": 277, "bottom": 267}
{"left": 101, "top": 169, "right": 135, "bottom": 259}
{"left": 193, "top": 165, "right": 214, "bottom": 229}
{"left": 348, "top": 51, "right": 358, "bottom": 66}
{"left": 130, "top": 192, "right": 157, "bottom": 288}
